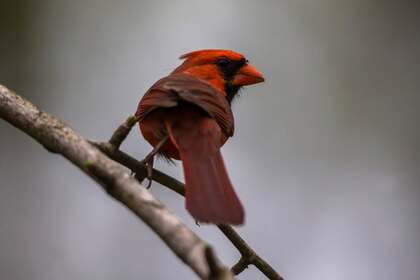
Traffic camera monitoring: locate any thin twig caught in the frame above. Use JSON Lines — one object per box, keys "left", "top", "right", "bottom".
{"left": 230, "top": 257, "right": 249, "bottom": 275}
{"left": 0, "top": 85, "right": 233, "bottom": 280}
{"left": 108, "top": 115, "right": 139, "bottom": 148}
{"left": 92, "top": 115, "right": 284, "bottom": 280}
{"left": 218, "top": 225, "right": 282, "bottom": 279}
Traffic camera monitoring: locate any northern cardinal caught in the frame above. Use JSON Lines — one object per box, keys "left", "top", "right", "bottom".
{"left": 136, "top": 49, "right": 264, "bottom": 225}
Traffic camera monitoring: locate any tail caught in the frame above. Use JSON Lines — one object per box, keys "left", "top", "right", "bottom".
{"left": 181, "top": 147, "right": 244, "bottom": 225}
{"left": 166, "top": 113, "right": 244, "bottom": 225}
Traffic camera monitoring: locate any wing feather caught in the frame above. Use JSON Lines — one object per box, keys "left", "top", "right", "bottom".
{"left": 136, "top": 73, "right": 234, "bottom": 137}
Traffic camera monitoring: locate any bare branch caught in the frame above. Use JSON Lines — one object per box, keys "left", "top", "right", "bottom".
{"left": 218, "top": 225, "right": 282, "bottom": 279}
{"left": 92, "top": 119, "right": 284, "bottom": 280}
{"left": 0, "top": 85, "right": 233, "bottom": 280}
{"left": 231, "top": 257, "right": 250, "bottom": 275}
{"left": 205, "top": 246, "right": 233, "bottom": 280}
{"left": 108, "top": 115, "right": 139, "bottom": 148}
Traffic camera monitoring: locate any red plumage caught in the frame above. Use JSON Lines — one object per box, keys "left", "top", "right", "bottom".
{"left": 136, "top": 50, "right": 264, "bottom": 225}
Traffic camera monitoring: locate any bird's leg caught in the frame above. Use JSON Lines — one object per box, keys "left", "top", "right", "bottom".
{"left": 139, "top": 135, "right": 169, "bottom": 188}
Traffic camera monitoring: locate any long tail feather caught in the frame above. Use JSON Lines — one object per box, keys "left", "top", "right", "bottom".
{"left": 181, "top": 148, "right": 244, "bottom": 225}
{"left": 166, "top": 111, "right": 244, "bottom": 225}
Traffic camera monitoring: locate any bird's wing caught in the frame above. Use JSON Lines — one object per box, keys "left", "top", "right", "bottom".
{"left": 136, "top": 73, "right": 234, "bottom": 137}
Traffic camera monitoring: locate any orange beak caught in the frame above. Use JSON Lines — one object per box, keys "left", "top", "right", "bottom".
{"left": 232, "top": 63, "right": 265, "bottom": 86}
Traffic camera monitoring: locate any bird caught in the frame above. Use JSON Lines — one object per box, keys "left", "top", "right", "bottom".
{"left": 135, "top": 49, "right": 264, "bottom": 225}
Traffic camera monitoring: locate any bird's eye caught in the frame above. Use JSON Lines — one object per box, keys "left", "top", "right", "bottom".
{"left": 216, "top": 58, "right": 230, "bottom": 67}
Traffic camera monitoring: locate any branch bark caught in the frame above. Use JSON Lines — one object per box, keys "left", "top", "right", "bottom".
{"left": 0, "top": 85, "right": 233, "bottom": 280}
{"left": 92, "top": 118, "right": 284, "bottom": 280}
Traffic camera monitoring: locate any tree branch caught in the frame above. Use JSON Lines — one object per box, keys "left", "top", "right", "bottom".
{"left": 0, "top": 84, "right": 233, "bottom": 280}
{"left": 109, "top": 115, "right": 139, "bottom": 149}
{"left": 91, "top": 116, "right": 284, "bottom": 280}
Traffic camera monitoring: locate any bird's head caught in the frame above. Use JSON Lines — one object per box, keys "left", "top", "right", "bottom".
{"left": 172, "top": 49, "right": 264, "bottom": 103}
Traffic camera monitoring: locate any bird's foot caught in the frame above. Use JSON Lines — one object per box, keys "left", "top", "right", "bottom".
{"left": 139, "top": 155, "right": 154, "bottom": 189}
{"left": 138, "top": 135, "right": 169, "bottom": 189}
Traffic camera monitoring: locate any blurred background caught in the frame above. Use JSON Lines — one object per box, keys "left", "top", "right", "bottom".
{"left": 1, "top": 1, "right": 420, "bottom": 279}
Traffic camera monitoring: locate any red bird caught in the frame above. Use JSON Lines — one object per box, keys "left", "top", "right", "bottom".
{"left": 136, "top": 49, "right": 264, "bottom": 225}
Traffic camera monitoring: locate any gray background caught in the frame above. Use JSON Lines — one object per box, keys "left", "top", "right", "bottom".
{"left": 1, "top": 1, "right": 420, "bottom": 279}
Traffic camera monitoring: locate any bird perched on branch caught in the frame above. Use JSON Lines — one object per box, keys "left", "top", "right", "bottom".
{"left": 136, "top": 49, "right": 264, "bottom": 225}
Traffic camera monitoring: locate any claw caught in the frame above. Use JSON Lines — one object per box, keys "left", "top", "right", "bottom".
{"left": 145, "top": 178, "right": 153, "bottom": 189}
{"left": 139, "top": 135, "right": 168, "bottom": 189}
